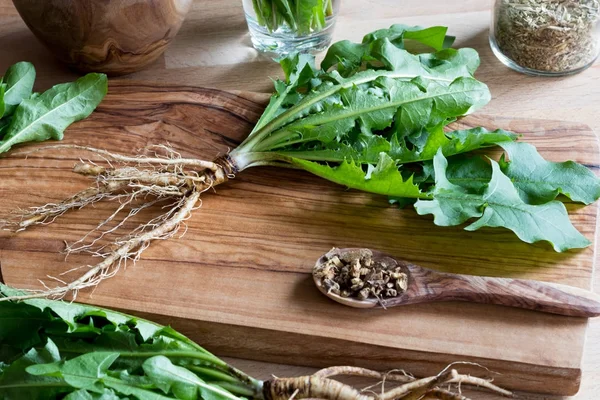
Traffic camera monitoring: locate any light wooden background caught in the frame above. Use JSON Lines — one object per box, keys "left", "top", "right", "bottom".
{"left": 0, "top": 0, "right": 599, "bottom": 398}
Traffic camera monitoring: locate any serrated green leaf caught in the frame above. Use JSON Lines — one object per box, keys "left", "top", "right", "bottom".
{"left": 65, "top": 389, "right": 95, "bottom": 400}
{"left": 27, "top": 352, "right": 120, "bottom": 392}
{"left": 395, "top": 126, "right": 517, "bottom": 163}
{"left": 0, "top": 73, "right": 107, "bottom": 154}
{"left": 421, "top": 154, "right": 492, "bottom": 192}
{"left": 237, "top": 40, "right": 489, "bottom": 155}
{"left": 426, "top": 143, "right": 600, "bottom": 206}
{"left": 257, "top": 75, "right": 490, "bottom": 152}
{"left": 64, "top": 388, "right": 125, "bottom": 400}
{"left": 273, "top": 126, "right": 516, "bottom": 167}
{"left": 418, "top": 48, "right": 480, "bottom": 77}
{"left": 322, "top": 24, "right": 454, "bottom": 74}
{"left": 415, "top": 150, "right": 591, "bottom": 252}
{"left": 0, "top": 116, "right": 12, "bottom": 137}
{"left": 321, "top": 41, "right": 364, "bottom": 75}
{"left": 102, "top": 380, "right": 174, "bottom": 400}
{"left": 291, "top": 152, "right": 426, "bottom": 198}
{"left": 0, "top": 285, "right": 166, "bottom": 342}
{"left": 0, "top": 301, "right": 55, "bottom": 350}
{"left": 414, "top": 151, "right": 483, "bottom": 225}
{"left": 0, "top": 284, "right": 225, "bottom": 384}
{"left": 2, "top": 62, "right": 36, "bottom": 116}
{"left": 143, "top": 356, "right": 239, "bottom": 400}
{"left": 143, "top": 356, "right": 201, "bottom": 399}
{"left": 249, "top": 53, "right": 318, "bottom": 136}
{"left": 498, "top": 142, "right": 600, "bottom": 205}
{"left": 403, "top": 26, "right": 455, "bottom": 50}
{"left": 0, "top": 339, "right": 66, "bottom": 400}
{"left": 0, "top": 285, "right": 255, "bottom": 400}
{"left": 466, "top": 160, "right": 590, "bottom": 251}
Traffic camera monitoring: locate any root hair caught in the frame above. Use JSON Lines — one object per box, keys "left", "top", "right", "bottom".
{"left": 0, "top": 146, "right": 233, "bottom": 302}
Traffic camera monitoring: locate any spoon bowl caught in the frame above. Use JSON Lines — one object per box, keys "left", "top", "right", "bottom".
{"left": 313, "top": 248, "right": 407, "bottom": 308}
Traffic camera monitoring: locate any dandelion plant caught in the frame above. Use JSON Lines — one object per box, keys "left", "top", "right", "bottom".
{"left": 2, "top": 24, "right": 599, "bottom": 302}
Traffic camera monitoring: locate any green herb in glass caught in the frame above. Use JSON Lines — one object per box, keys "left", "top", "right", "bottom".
{"left": 251, "top": 0, "right": 335, "bottom": 35}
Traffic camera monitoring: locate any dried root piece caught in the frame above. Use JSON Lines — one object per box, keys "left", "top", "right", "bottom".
{"left": 0, "top": 146, "right": 235, "bottom": 302}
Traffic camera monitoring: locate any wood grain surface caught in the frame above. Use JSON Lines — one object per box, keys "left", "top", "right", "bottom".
{"left": 1, "top": 0, "right": 600, "bottom": 398}
{"left": 11, "top": 0, "right": 193, "bottom": 75}
{"left": 0, "top": 82, "right": 598, "bottom": 396}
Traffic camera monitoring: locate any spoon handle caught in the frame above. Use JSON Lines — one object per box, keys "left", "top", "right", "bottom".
{"left": 405, "top": 267, "right": 600, "bottom": 318}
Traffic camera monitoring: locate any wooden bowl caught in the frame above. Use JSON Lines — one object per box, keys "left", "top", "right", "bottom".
{"left": 12, "top": 0, "right": 193, "bottom": 75}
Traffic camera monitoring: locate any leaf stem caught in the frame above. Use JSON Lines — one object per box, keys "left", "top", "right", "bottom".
{"left": 0, "top": 382, "right": 72, "bottom": 390}
{"left": 325, "top": 0, "right": 334, "bottom": 16}
{"left": 230, "top": 151, "right": 292, "bottom": 170}
{"left": 198, "top": 379, "right": 260, "bottom": 397}
{"left": 51, "top": 347, "right": 225, "bottom": 366}
{"left": 186, "top": 365, "right": 246, "bottom": 384}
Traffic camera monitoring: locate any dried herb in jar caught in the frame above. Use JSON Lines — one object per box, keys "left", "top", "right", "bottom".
{"left": 494, "top": 0, "right": 600, "bottom": 73}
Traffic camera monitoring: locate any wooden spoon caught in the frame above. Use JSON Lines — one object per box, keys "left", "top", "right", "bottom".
{"left": 313, "top": 248, "right": 600, "bottom": 317}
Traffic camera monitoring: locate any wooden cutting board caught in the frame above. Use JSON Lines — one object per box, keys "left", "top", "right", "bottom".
{"left": 0, "top": 82, "right": 598, "bottom": 396}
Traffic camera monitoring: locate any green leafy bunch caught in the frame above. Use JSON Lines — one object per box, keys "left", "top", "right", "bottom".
{"left": 0, "top": 285, "right": 258, "bottom": 400}
{"left": 251, "top": 0, "right": 335, "bottom": 35}
{"left": 230, "top": 24, "right": 600, "bottom": 252}
{"left": 0, "top": 62, "right": 107, "bottom": 155}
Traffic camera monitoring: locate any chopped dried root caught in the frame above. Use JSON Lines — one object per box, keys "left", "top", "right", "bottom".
{"left": 266, "top": 365, "right": 512, "bottom": 400}
{"left": 0, "top": 146, "right": 234, "bottom": 301}
{"left": 314, "top": 248, "right": 408, "bottom": 301}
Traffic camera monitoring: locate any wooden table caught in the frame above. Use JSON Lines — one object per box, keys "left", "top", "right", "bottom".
{"left": 1, "top": 0, "right": 599, "bottom": 398}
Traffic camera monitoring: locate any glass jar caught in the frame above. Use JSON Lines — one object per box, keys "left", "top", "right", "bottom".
{"left": 490, "top": 0, "right": 600, "bottom": 76}
{"left": 242, "top": 0, "right": 340, "bottom": 55}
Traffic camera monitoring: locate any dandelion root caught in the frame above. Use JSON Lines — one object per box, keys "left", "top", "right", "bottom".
{"left": 0, "top": 146, "right": 236, "bottom": 301}
{"left": 313, "top": 366, "right": 414, "bottom": 383}
{"left": 264, "top": 365, "right": 512, "bottom": 400}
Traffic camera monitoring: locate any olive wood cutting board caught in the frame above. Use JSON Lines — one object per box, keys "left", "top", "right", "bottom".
{"left": 0, "top": 82, "right": 598, "bottom": 396}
